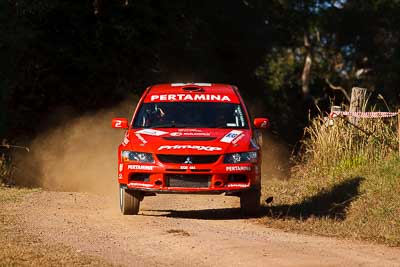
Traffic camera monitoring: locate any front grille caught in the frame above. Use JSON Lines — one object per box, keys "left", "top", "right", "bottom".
{"left": 157, "top": 154, "right": 220, "bottom": 164}
{"left": 191, "top": 169, "right": 211, "bottom": 172}
{"left": 166, "top": 174, "right": 211, "bottom": 188}
{"left": 166, "top": 169, "right": 186, "bottom": 172}
{"left": 129, "top": 173, "right": 150, "bottom": 182}
{"left": 227, "top": 174, "right": 247, "bottom": 183}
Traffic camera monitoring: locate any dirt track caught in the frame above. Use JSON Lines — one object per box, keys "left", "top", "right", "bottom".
{"left": 7, "top": 190, "right": 399, "bottom": 266}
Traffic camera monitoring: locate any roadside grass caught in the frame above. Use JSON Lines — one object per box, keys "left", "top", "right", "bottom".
{"left": 0, "top": 185, "right": 111, "bottom": 266}
{"left": 261, "top": 115, "right": 400, "bottom": 246}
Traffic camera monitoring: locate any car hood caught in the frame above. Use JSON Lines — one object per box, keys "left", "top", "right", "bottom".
{"left": 122, "top": 128, "right": 258, "bottom": 154}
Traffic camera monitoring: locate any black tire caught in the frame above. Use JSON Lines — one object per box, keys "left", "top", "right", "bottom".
{"left": 119, "top": 186, "right": 141, "bottom": 215}
{"left": 240, "top": 188, "right": 261, "bottom": 216}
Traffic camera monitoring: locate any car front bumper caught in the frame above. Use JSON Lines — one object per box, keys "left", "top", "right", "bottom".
{"left": 118, "top": 162, "right": 260, "bottom": 193}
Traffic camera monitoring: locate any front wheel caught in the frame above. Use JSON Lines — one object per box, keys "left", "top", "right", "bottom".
{"left": 119, "top": 185, "right": 141, "bottom": 215}
{"left": 240, "top": 188, "right": 261, "bottom": 216}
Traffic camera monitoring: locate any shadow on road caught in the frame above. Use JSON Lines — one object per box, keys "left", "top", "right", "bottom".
{"left": 142, "top": 207, "right": 248, "bottom": 220}
{"left": 265, "top": 176, "right": 365, "bottom": 220}
{"left": 142, "top": 176, "right": 364, "bottom": 221}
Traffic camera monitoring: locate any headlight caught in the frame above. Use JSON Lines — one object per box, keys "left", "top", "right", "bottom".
{"left": 121, "top": 151, "right": 154, "bottom": 163}
{"left": 223, "top": 152, "right": 257, "bottom": 164}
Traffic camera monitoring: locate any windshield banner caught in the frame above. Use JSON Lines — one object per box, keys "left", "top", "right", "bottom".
{"left": 145, "top": 94, "right": 238, "bottom": 103}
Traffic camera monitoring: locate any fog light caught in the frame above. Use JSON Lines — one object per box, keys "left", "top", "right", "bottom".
{"left": 214, "top": 180, "right": 223, "bottom": 187}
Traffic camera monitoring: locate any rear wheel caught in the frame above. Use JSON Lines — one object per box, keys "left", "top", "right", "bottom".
{"left": 119, "top": 185, "right": 141, "bottom": 215}
{"left": 240, "top": 188, "right": 261, "bottom": 216}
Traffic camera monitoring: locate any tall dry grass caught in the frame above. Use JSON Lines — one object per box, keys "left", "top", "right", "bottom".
{"left": 300, "top": 114, "right": 398, "bottom": 174}
{"left": 261, "top": 112, "right": 400, "bottom": 246}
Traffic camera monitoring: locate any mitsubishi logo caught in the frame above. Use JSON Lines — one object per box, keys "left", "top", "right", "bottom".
{"left": 184, "top": 157, "right": 193, "bottom": 164}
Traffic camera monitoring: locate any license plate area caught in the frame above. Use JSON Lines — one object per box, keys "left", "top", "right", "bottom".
{"left": 166, "top": 174, "right": 211, "bottom": 188}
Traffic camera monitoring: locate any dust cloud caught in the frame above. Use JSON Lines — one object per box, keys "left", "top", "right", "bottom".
{"left": 247, "top": 99, "right": 292, "bottom": 181}
{"left": 13, "top": 95, "right": 291, "bottom": 195}
{"left": 261, "top": 132, "right": 292, "bottom": 181}
{"left": 13, "top": 97, "right": 137, "bottom": 195}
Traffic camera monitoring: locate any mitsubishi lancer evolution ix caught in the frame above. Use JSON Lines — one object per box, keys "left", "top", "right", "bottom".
{"left": 112, "top": 83, "right": 269, "bottom": 215}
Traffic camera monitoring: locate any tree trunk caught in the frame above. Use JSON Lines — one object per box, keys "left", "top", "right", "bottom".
{"left": 301, "top": 33, "right": 312, "bottom": 97}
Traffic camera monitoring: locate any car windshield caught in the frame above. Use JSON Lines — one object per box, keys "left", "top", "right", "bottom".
{"left": 132, "top": 102, "right": 248, "bottom": 129}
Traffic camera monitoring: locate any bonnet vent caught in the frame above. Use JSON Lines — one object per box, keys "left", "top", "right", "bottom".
{"left": 182, "top": 86, "right": 204, "bottom": 92}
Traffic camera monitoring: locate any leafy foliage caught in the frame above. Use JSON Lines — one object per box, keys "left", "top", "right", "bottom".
{"left": 2, "top": 0, "right": 400, "bottom": 142}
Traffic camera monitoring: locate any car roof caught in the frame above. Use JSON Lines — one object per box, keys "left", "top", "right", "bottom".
{"left": 143, "top": 83, "right": 241, "bottom": 103}
{"left": 148, "top": 83, "right": 235, "bottom": 94}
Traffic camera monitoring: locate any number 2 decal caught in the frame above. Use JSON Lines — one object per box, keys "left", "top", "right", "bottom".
{"left": 115, "top": 120, "right": 122, "bottom": 127}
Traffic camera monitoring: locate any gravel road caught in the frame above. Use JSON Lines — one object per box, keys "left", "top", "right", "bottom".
{"left": 12, "top": 190, "right": 400, "bottom": 266}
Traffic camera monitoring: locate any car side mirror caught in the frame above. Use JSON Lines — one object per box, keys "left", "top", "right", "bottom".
{"left": 111, "top": 118, "right": 129, "bottom": 129}
{"left": 253, "top": 118, "right": 269, "bottom": 129}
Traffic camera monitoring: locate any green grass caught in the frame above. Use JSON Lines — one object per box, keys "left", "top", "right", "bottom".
{"left": 261, "top": 115, "right": 400, "bottom": 246}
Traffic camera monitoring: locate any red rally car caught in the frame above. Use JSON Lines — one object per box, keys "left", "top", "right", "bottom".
{"left": 112, "top": 83, "right": 269, "bottom": 215}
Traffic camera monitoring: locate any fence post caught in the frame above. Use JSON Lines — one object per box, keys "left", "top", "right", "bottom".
{"left": 398, "top": 109, "right": 400, "bottom": 157}
{"left": 349, "top": 87, "right": 367, "bottom": 124}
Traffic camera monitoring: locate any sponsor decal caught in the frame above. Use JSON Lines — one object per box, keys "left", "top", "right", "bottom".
{"left": 149, "top": 94, "right": 231, "bottom": 102}
{"left": 122, "top": 136, "right": 130, "bottom": 146}
{"left": 180, "top": 166, "right": 196, "bottom": 170}
{"left": 135, "top": 133, "right": 148, "bottom": 144}
{"left": 158, "top": 145, "right": 222, "bottom": 151}
{"left": 128, "top": 182, "right": 153, "bottom": 188}
{"left": 232, "top": 133, "right": 245, "bottom": 144}
{"left": 220, "top": 130, "right": 243, "bottom": 143}
{"left": 170, "top": 131, "right": 211, "bottom": 137}
{"left": 114, "top": 120, "right": 123, "bottom": 127}
{"left": 135, "top": 129, "right": 168, "bottom": 136}
{"left": 127, "top": 165, "right": 154, "bottom": 171}
{"left": 226, "top": 166, "right": 252, "bottom": 172}
{"left": 170, "top": 132, "right": 183, "bottom": 136}
{"left": 119, "top": 164, "right": 124, "bottom": 172}
{"left": 227, "top": 183, "right": 249, "bottom": 188}
{"left": 177, "top": 129, "right": 203, "bottom": 132}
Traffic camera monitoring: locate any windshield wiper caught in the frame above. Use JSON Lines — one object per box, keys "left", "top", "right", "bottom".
{"left": 151, "top": 124, "right": 177, "bottom": 128}
{"left": 152, "top": 123, "right": 209, "bottom": 128}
